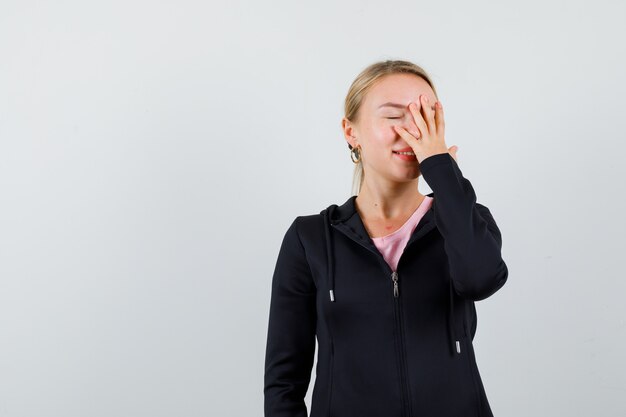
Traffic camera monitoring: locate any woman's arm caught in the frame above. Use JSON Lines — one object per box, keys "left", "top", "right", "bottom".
{"left": 264, "top": 217, "right": 317, "bottom": 417}
{"left": 419, "top": 152, "right": 509, "bottom": 301}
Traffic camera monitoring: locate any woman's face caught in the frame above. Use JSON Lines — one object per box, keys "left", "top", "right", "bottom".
{"left": 343, "top": 73, "right": 438, "bottom": 182}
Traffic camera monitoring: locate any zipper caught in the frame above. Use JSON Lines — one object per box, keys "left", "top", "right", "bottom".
{"left": 391, "top": 270, "right": 412, "bottom": 417}
{"left": 329, "top": 202, "right": 436, "bottom": 417}
{"left": 333, "top": 224, "right": 412, "bottom": 417}
{"left": 392, "top": 271, "right": 399, "bottom": 298}
{"left": 377, "top": 264, "right": 412, "bottom": 417}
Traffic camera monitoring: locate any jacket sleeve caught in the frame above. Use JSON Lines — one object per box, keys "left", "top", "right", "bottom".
{"left": 419, "top": 152, "right": 509, "bottom": 301}
{"left": 264, "top": 216, "right": 317, "bottom": 417}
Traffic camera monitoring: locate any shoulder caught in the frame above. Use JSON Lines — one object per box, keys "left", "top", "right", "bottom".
{"left": 283, "top": 199, "right": 346, "bottom": 243}
{"left": 296, "top": 212, "right": 324, "bottom": 228}
{"left": 288, "top": 213, "right": 325, "bottom": 243}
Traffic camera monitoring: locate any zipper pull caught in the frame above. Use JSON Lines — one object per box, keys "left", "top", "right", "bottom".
{"left": 391, "top": 271, "right": 399, "bottom": 298}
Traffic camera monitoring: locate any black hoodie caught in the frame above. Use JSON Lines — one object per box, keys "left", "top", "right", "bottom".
{"left": 264, "top": 152, "right": 509, "bottom": 417}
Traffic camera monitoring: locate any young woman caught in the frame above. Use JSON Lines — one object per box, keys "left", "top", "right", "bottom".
{"left": 264, "top": 59, "right": 509, "bottom": 417}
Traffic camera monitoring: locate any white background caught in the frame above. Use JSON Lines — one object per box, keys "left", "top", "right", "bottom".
{"left": 1, "top": 1, "right": 625, "bottom": 416}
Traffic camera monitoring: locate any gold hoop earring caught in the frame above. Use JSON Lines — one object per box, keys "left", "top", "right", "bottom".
{"left": 350, "top": 146, "right": 361, "bottom": 164}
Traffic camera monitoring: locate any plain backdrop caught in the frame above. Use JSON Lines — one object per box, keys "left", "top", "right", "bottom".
{"left": 1, "top": 0, "right": 625, "bottom": 416}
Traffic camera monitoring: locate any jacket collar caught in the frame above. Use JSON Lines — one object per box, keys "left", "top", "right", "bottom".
{"left": 324, "top": 193, "right": 437, "bottom": 251}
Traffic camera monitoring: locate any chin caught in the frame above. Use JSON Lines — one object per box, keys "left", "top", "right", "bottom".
{"left": 392, "top": 172, "right": 421, "bottom": 183}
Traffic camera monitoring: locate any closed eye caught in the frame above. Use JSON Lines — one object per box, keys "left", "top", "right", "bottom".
{"left": 386, "top": 117, "right": 402, "bottom": 119}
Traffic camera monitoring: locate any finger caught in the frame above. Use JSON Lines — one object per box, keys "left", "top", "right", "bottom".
{"left": 408, "top": 101, "right": 428, "bottom": 139}
{"left": 393, "top": 125, "right": 420, "bottom": 149}
{"left": 449, "top": 145, "right": 458, "bottom": 162}
{"left": 435, "top": 100, "right": 445, "bottom": 136}
{"left": 420, "top": 95, "right": 436, "bottom": 134}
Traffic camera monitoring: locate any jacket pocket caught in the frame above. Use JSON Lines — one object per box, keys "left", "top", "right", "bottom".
{"left": 327, "top": 340, "right": 334, "bottom": 417}
{"left": 463, "top": 335, "right": 483, "bottom": 417}
{"left": 463, "top": 301, "right": 483, "bottom": 416}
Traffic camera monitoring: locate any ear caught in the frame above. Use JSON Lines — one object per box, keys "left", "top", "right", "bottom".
{"left": 341, "top": 117, "right": 358, "bottom": 149}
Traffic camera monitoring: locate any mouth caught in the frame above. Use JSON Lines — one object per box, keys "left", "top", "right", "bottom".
{"left": 392, "top": 150, "right": 417, "bottom": 161}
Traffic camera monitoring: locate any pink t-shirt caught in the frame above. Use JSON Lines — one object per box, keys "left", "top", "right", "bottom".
{"left": 370, "top": 196, "right": 434, "bottom": 272}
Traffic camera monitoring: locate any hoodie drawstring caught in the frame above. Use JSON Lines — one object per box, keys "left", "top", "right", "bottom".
{"left": 449, "top": 279, "right": 461, "bottom": 355}
{"left": 323, "top": 210, "right": 336, "bottom": 303}
{"left": 323, "top": 207, "right": 460, "bottom": 355}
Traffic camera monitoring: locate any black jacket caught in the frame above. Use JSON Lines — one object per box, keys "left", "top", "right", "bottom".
{"left": 264, "top": 152, "right": 509, "bottom": 417}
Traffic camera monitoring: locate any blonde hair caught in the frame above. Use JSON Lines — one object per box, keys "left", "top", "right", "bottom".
{"left": 344, "top": 59, "right": 439, "bottom": 195}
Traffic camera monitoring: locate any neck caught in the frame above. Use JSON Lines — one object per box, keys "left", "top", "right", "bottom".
{"left": 355, "top": 178, "right": 424, "bottom": 221}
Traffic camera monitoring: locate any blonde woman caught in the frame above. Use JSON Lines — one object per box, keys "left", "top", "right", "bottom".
{"left": 264, "top": 59, "right": 509, "bottom": 417}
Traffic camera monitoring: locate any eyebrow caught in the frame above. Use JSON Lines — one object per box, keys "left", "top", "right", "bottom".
{"left": 378, "top": 101, "right": 436, "bottom": 111}
{"left": 377, "top": 102, "right": 407, "bottom": 109}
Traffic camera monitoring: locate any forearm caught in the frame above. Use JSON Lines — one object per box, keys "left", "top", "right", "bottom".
{"left": 419, "top": 153, "right": 509, "bottom": 300}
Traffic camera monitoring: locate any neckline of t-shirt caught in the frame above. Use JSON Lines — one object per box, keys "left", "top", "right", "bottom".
{"left": 371, "top": 196, "right": 432, "bottom": 242}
